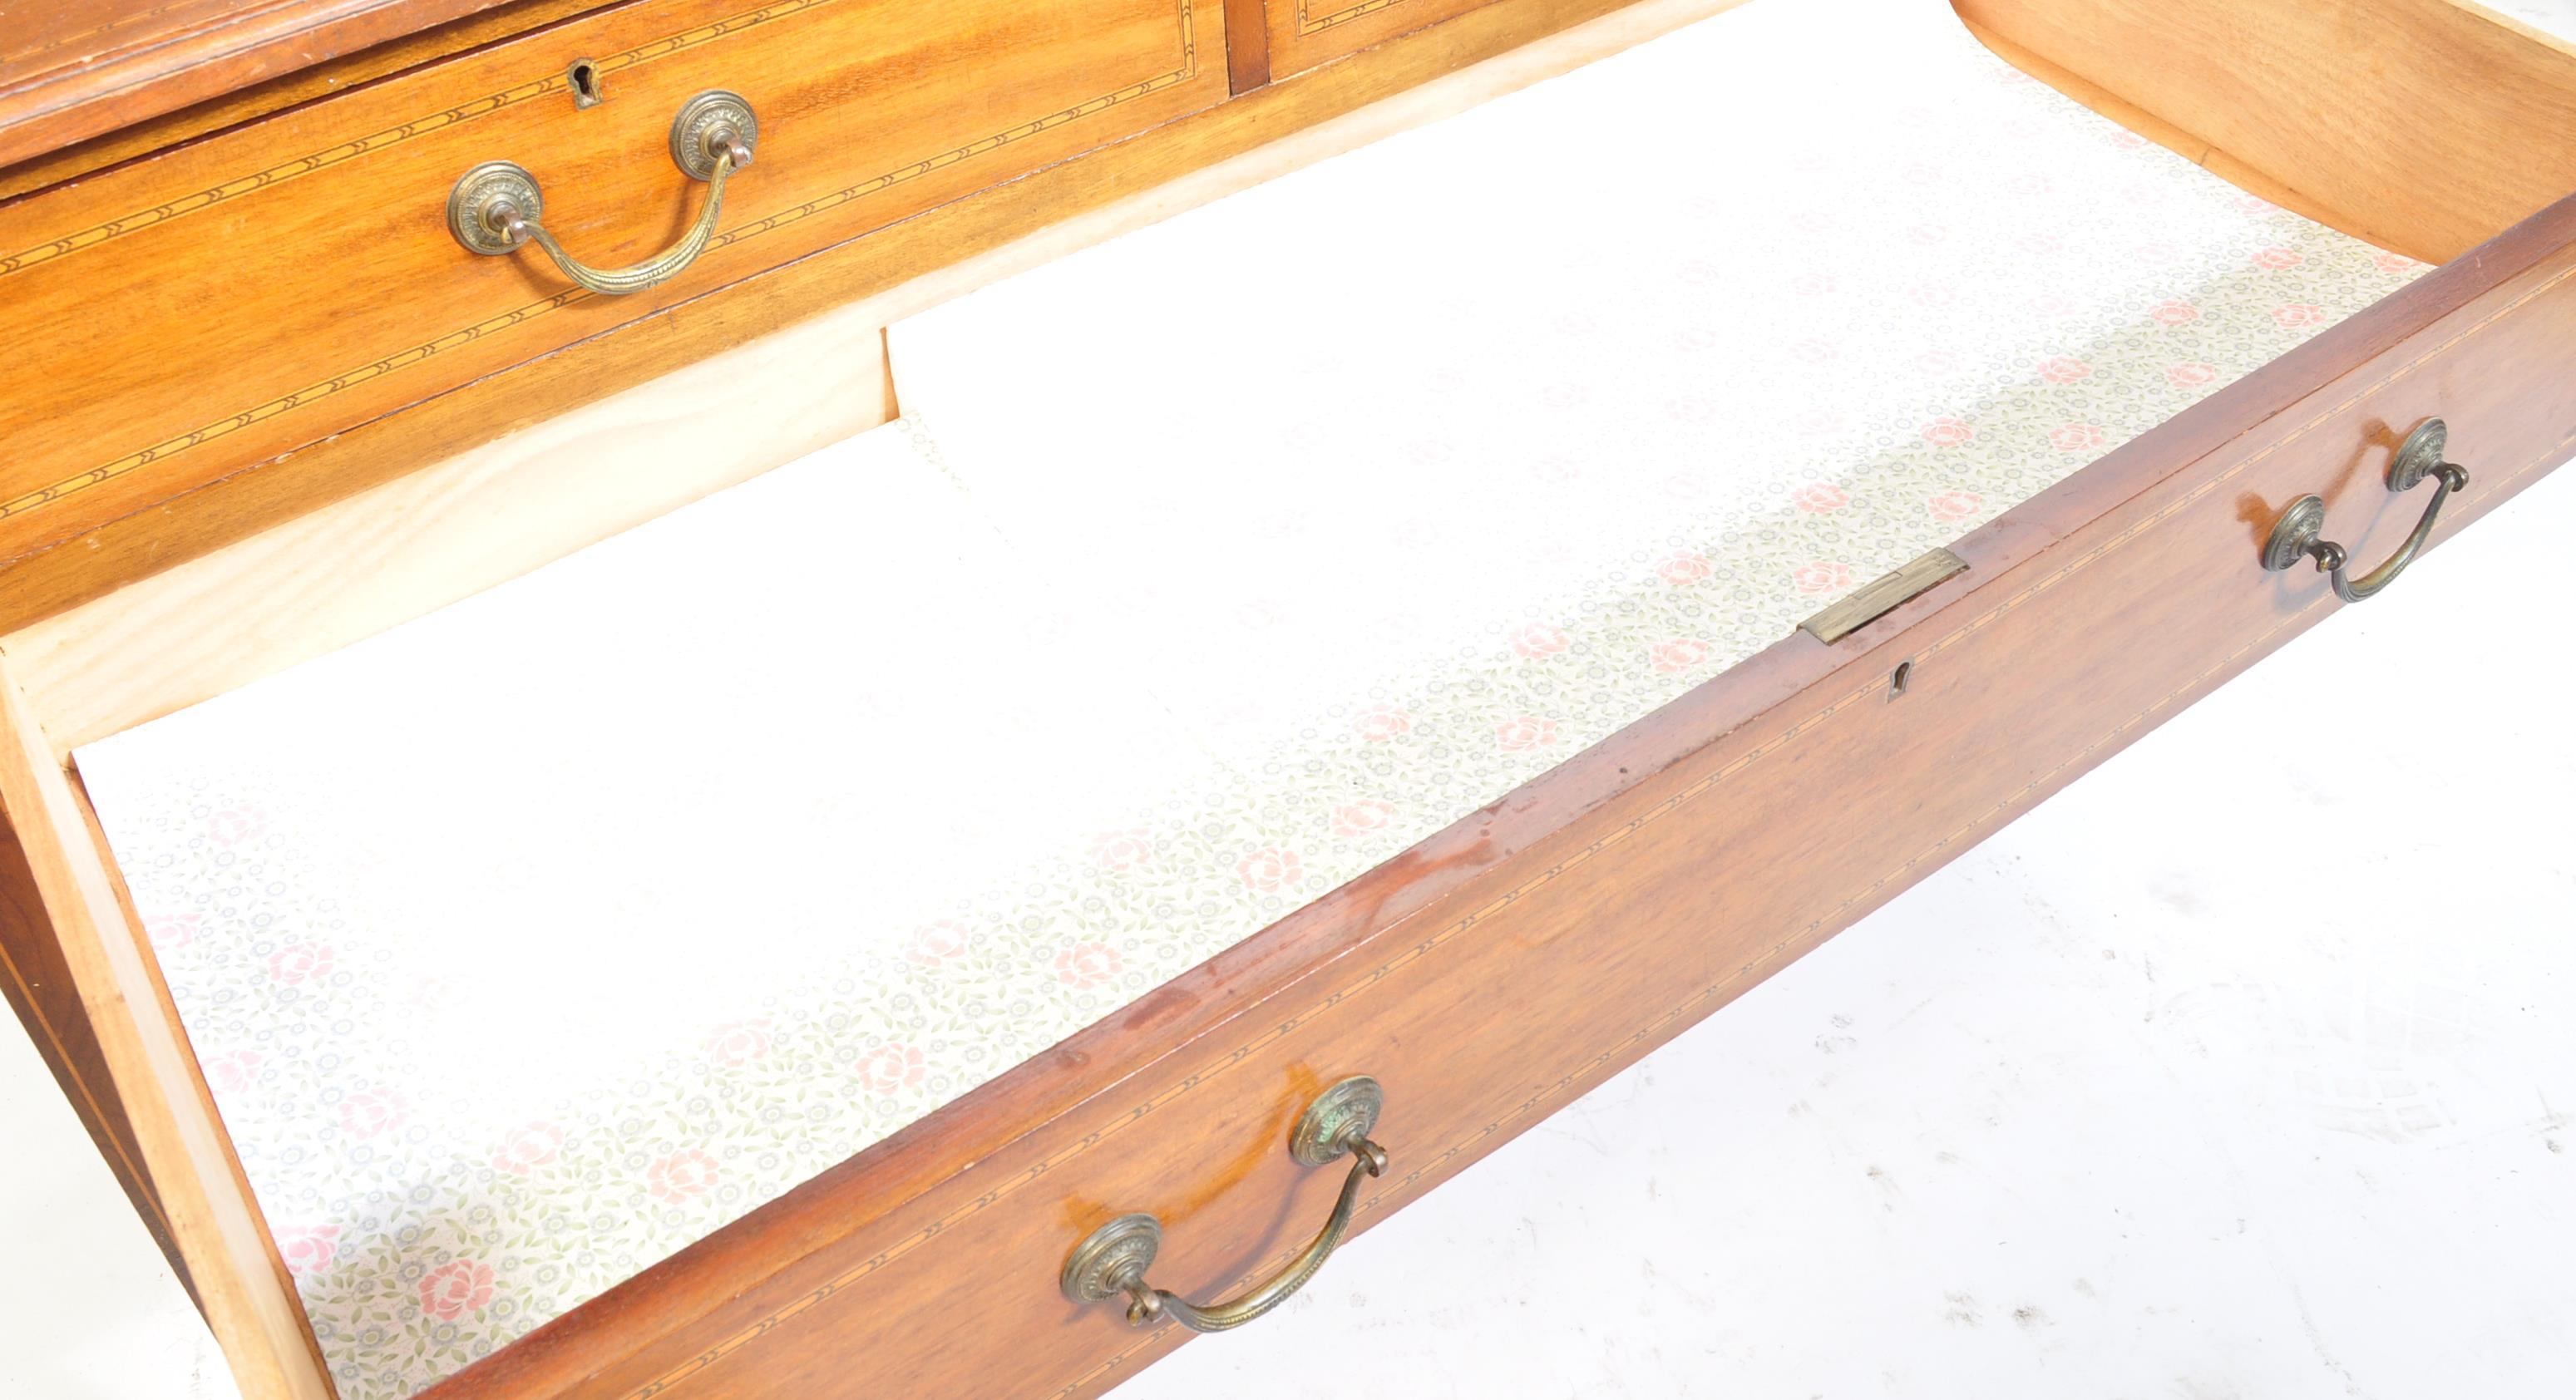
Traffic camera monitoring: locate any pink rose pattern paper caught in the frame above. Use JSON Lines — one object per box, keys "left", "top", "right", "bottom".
{"left": 78, "top": 1, "right": 2421, "bottom": 1396}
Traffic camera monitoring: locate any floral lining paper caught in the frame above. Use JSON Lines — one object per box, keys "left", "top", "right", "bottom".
{"left": 75, "top": 0, "right": 2422, "bottom": 1394}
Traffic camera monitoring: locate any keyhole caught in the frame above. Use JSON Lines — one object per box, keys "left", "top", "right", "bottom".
{"left": 1888, "top": 659, "right": 1914, "bottom": 700}
{"left": 568, "top": 59, "right": 604, "bottom": 108}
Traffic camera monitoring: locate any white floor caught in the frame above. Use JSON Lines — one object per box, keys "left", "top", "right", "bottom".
{"left": 1120, "top": 461, "right": 2576, "bottom": 1400}
{"left": 11, "top": 7, "right": 2576, "bottom": 1395}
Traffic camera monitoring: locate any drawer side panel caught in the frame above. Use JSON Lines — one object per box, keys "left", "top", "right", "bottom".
{"left": 421, "top": 194, "right": 2576, "bottom": 1400}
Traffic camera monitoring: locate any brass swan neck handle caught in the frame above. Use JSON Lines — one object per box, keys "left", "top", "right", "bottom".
{"left": 2263, "top": 417, "right": 2468, "bottom": 603}
{"left": 447, "top": 91, "right": 757, "bottom": 297}
{"left": 1061, "top": 1077, "right": 1389, "bottom": 1334}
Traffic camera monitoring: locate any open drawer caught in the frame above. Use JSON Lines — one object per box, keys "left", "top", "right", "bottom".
{"left": 3, "top": 2, "right": 2575, "bottom": 1399}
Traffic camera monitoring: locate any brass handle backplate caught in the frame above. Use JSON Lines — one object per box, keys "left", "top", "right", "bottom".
{"left": 2263, "top": 417, "right": 2468, "bottom": 603}
{"left": 1061, "top": 1076, "right": 1388, "bottom": 1334}
{"left": 446, "top": 90, "right": 757, "bottom": 295}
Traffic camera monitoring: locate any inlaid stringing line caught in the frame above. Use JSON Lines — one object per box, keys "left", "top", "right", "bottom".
{"left": 0, "top": 4, "right": 1201, "bottom": 525}
{"left": 1296, "top": 0, "right": 1417, "bottom": 35}
{"left": 0, "top": 0, "right": 1200, "bottom": 278}
{"left": 1054, "top": 421, "right": 2576, "bottom": 1398}
{"left": 619, "top": 276, "right": 2576, "bottom": 1398}
{"left": 0, "top": 0, "right": 838, "bottom": 280}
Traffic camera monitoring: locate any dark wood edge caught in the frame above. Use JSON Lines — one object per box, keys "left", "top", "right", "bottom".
{"left": 0, "top": 800, "right": 197, "bottom": 1304}
{"left": 1225, "top": 0, "right": 1274, "bottom": 91}
{"left": 0, "top": 658, "right": 338, "bottom": 1394}
{"left": 419, "top": 184, "right": 2576, "bottom": 1400}
{"left": 0, "top": 0, "right": 1656, "bottom": 637}
{"left": 71, "top": 757, "right": 328, "bottom": 1367}
{"left": 0, "top": 0, "right": 538, "bottom": 170}
{"left": 0, "top": 748, "right": 333, "bottom": 1345}
{"left": 0, "top": 0, "right": 624, "bottom": 203}
{"left": 0, "top": 0, "right": 1670, "bottom": 1364}
{"left": 12, "top": 0, "right": 2566, "bottom": 1383}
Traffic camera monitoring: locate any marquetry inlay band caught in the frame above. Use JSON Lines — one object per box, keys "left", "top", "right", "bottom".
{"left": 0, "top": 2, "right": 1199, "bottom": 527}
{"left": 1296, "top": 0, "right": 1417, "bottom": 35}
{"left": 609, "top": 249, "right": 2565, "bottom": 1400}
{"left": 0, "top": 0, "right": 845, "bottom": 282}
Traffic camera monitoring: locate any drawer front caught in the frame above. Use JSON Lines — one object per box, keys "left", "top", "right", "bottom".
{"left": 0, "top": 0, "right": 1222, "bottom": 566}
{"left": 421, "top": 195, "right": 2576, "bottom": 1400}
{"left": 1262, "top": 0, "right": 1500, "bottom": 81}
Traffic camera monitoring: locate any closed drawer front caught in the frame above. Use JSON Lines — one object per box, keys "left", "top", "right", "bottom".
{"left": 423, "top": 196, "right": 2576, "bottom": 1400}
{"left": 1261, "top": 0, "right": 1502, "bottom": 81}
{"left": 0, "top": 0, "right": 1222, "bottom": 566}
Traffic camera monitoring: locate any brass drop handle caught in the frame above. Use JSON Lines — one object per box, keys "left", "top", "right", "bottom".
{"left": 2263, "top": 418, "right": 2468, "bottom": 603}
{"left": 446, "top": 91, "right": 757, "bottom": 295}
{"left": 1061, "top": 1077, "right": 1387, "bottom": 1333}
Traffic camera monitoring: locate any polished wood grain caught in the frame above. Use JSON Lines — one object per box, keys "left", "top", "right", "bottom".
{"left": 0, "top": 653, "right": 331, "bottom": 1399}
{"left": 1, "top": 0, "right": 1747, "bottom": 757}
{"left": 0, "top": 21, "right": 1746, "bottom": 1332}
{"left": 1954, "top": 16, "right": 2353, "bottom": 239}
{"left": 0, "top": 0, "right": 538, "bottom": 168}
{"left": 9, "top": 3, "right": 2576, "bottom": 1398}
{"left": 0, "top": 40, "right": 1731, "bottom": 1336}
{"left": 5, "top": 0, "right": 2561, "bottom": 631}
{"left": 0, "top": 808, "right": 192, "bottom": 1297}
{"left": 412, "top": 185, "right": 2576, "bottom": 1400}
{"left": 0, "top": 0, "right": 1675, "bottom": 639}
{"left": 8, "top": 309, "right": 895, "bottom": 757}
{"left": 1225, "top": 0, "right": 1274, "bottom": 90}
{"left": 0, "top": 0, "right": 618, "bottom": 201}
{"left": 1259, "top": 0, "right": 1500, "bottom": 81}
{"left": 1953, "top": 0, "right": 2576, "bottom": 264}
{"left": 0, "top": 0, "right": 1221, "bottom": 588}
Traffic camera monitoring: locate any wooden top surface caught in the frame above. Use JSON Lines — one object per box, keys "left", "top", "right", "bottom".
{"left": 0, "top": 0, "right": 591, "bottom": 167}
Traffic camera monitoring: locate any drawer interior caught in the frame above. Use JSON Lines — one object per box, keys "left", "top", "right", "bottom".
{"left": 52, "top": 2, "right": 2436, "bottom": 1397}
{"left": 1954, "top": 0, "right": 2576, "bottom": 265}
{"left": 12, "top": 1, "right": 2576, "bottom": 1399}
